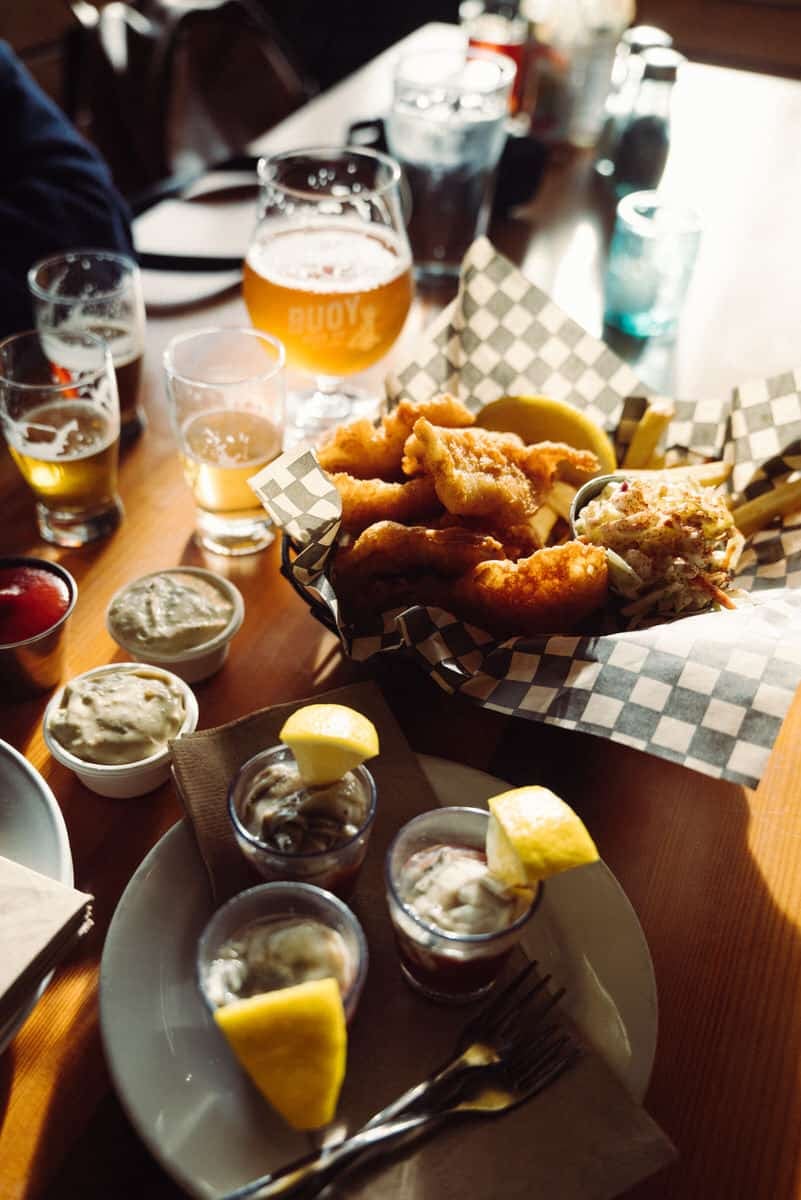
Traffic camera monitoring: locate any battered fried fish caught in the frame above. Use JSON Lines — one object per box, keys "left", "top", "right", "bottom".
{"left": 333, "top": 521, "right": 506, "bottom": 626}
{"left": 317, "top": 395, "right": 475, "bottom": 480}
{"left": 403, "top": 419, "right": 600, "bottom": 522}
{"left": 332, "top": 474, "right": 441, "bottom": 535}
{"left": 334, "top": 520, "right": 504, "bottom": 582}
{"left": 452, "top": 542, "right": 608, "bottom": 637}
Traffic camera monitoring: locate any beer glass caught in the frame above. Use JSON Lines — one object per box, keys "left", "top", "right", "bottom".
{"left": 28, "top": 250, "right": 146, "bottom": 442}
{"left": 243, "top": 146, "right": 413, "bottom": 439}
{"left": 0, "top": 330, "right": 123, "bottom": 547}
{"left": 163, "top": 327, "right": 285, "bottom": 557}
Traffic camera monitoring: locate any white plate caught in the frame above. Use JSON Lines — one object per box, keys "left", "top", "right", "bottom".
{"left": 100, "top": 755, "right": 657, "bottom": 1199}
{"left": 0, "top": 738, "right": 74, "bottom": 1052}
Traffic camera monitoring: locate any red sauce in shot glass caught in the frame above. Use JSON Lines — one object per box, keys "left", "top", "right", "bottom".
{"left": 0, "top": 563, "right": 71, "bottom": 644}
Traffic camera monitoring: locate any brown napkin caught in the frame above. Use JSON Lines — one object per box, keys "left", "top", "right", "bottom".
{"left": 0, "top": 856, "right": 93, "bottom": 1030}
{"left": 170, "top": 679, "right": 676, "bottom": 1199}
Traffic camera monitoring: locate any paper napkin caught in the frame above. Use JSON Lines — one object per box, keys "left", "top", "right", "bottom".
{"left": 169, "top": 678, "right": 676, "bottom": 1199}
{"left": 0, "top": 856, "right": 93, "bottom": 1032}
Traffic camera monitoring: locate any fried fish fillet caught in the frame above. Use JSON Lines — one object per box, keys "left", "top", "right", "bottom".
{"left": 332, "top": 474, "right": 441, "bottom": 535}
{"left": 317, "top": 395, "right": 475, "bottom": 480}
{"left": 333, "top": 521, "right": 505, "bottom": 626}
{"left": 452, "top": 542, "right": 608, "bottom": 637}
{"left": 402, "top": 419, "right": 599, "bottom": 522}
{"left": 334, "top": 520, "right": 504, "bottom": 582}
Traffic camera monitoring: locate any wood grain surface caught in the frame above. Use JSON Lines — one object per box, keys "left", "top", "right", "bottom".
{"left": 2, "top": 24, "right": 801, "bottom": 1200}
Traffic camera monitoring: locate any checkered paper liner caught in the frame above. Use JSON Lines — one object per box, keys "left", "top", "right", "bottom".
{"left": 251, "top": 239, "right": 801, "bottom": 789}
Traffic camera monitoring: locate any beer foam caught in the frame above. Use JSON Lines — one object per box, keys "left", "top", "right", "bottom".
{"left": 247, "top": 224, "right": 411, "bottom": 295}
{"left": 11, "top": 401, "right": 117, "bottom": 462}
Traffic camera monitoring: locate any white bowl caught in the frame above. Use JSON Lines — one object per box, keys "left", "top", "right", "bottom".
{"left": 42, "top": 663, "right": 199, "bottom": 799}
{"left": 105, "top": 567, "right": 244, "bottom": 684}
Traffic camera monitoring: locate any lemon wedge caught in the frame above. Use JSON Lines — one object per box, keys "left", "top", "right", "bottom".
{"left": 486, "top": 786, "right": 599, "bottom": 887}
{"left": 214, "top": 977, "right": 347, "bottom": 1130}
{"left": 279, "top": 703, "right": 379, "bottom": 786}
{"left": 476, "top": 395, "right": 617, "bottom": 477}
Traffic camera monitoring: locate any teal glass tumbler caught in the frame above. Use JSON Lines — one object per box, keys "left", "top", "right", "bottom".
{"left": 603, "top": 190, "right": 701, "bottom": 338}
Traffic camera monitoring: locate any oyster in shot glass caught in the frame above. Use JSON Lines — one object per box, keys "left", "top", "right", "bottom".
{"left": 228, "top": 704, "right": 379, "bottom": 898}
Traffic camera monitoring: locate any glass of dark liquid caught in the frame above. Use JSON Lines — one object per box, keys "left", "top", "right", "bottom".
{"left": 228, "top": 744, "right": 377, "bottom": 899}
{"left": 28, "top": 250, "right": 146, "bottom": 443}
{"left": 385, "top": 807, "right": 539, "bottom": 1004}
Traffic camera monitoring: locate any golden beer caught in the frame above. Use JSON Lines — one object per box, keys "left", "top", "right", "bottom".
{"left": 7, "top": 400, "right": 119, "bottom": 513}
{"left": 179, "top": 409, "right": 282, "bottom": 517}
{"left": 243, "top": 224, "right": 413, "bottom": 378}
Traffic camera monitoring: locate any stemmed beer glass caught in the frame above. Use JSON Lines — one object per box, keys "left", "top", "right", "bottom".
{"left": 243, "top": 146, "right": 413, "bottom": 439}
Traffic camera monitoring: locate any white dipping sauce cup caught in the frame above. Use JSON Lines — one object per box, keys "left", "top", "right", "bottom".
{"left": 43, "top": 663, "right": 199, "bottom": 798}
{"left": 105, "top": 567, "right": 244, "bottom": 683}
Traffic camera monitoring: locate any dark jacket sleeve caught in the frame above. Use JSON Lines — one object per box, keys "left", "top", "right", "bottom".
{"left": 0, "top": 41, "right": 135, "bottom": 337}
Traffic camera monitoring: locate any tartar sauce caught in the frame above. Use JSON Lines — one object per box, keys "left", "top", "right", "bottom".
{"left": 47, "top": 666, "right": 186, "bottom": 764}
{"left": 108, "top": 571, "right": 234, "bottom": 655}
{"left": 399, "top": 844, "right": 525, "bottom": 935}
{"left": 203, "top": 916, "right": 353, "bottom": 1008}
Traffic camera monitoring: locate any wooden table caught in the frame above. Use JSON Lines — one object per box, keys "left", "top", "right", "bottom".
{"left": 3, "top": 23, "right": 801, "bottom": 1200}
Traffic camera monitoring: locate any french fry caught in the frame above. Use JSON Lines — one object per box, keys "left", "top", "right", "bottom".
{"left": 731, "top": 477, "right": 801, "bottom": 538}
{"left": 529, "top": 504, "right": 560, "bottom": 547}
{"left": 623, "top": 461, "right": 732, "bottom": 487}
{"left": 622, "top": 399, "right": 675, "bottom": 469}
{"left": 545, "top": 480, "right": 577, "bottom": 522}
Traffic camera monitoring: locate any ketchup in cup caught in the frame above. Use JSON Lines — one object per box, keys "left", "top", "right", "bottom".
{"left": 0, "top": 557, "right": 76, "bottom": 697}
{"left": 0, "top": 563, "right": 70, "bottom": 644}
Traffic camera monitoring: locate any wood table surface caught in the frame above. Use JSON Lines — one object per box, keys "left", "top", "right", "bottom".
{"left": 3, "top": 22, "right": 801, "bottom": 1200}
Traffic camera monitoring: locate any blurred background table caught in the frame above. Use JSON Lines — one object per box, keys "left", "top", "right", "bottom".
{"left": 3, "top": 21, "right": 801, "bottom": 1200}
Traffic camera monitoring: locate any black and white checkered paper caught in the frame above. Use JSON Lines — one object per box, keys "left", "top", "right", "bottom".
{"left": 251, "top": 239, "right": 801, "bottom": 789}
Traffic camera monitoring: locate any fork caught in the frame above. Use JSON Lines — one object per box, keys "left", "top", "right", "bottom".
{"left": 361, "top": 960, "right": 566, "bottom": 1129}
{"left": 221, "top": 962, "right": 581, "bottom": 1200}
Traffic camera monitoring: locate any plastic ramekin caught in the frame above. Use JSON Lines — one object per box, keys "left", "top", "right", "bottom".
{"left": 105, "top": 566, "right": 244, "bottom": 684}
{"left": 42, "top": 662, "right": 199, "bottom": 798}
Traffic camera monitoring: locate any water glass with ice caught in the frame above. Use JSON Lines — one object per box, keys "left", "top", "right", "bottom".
{"left": 386, "top": 46, "right": 514, "bottom": 281}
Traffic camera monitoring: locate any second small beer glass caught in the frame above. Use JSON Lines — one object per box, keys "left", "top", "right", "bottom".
{"left": 28, "top": 250, "right": 146, "bottom": 442}
{"left": 0, "top": 330, "right": 122, "bottom": 546}
{"left": 163, "top": 327, "right": 285, "bottom": 557}
{"left": 243, "top": 146, "right": 413, "bottom": 439}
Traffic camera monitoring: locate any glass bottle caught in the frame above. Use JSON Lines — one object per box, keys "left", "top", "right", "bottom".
{"left": 595, "top": 25, "right": 674, "bottom": 177}
{"left": 612, "top": 46, "right": 685, "bottom": 196}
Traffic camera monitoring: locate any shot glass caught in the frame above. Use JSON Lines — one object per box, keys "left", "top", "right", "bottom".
{"left": 163, "top": 327, "right": 285, "bottom": 556}
{"left": 228, "top": 744, "right": 377, "bottom": 899}
{"left": 197, "top": 881, "right": 369, "bottom": 1024}
{"left": 28, "top": 250, "right": 146, "bottom": 442}
{"left": 386, "top": 46, "right": 514, "bottom": 281}
{"left": 385, "top": 806, "right": 539, "bottom": 1004}
{"left": 0, "top": 329, "right": 123, "bottom": 547}
{"left": 603, "top": 190, "right": 702, "bottom": 338}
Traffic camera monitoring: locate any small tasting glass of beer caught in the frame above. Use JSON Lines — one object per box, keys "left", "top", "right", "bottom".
{"left": 28, "top": 250, "right": 146, "bottom": 443}
{"left": 0, "top": 329, "right": 123, "bottom": 547}
{"left": 243, "top": 145, "right": 413, "bottom": 441}
{"left": 163, "top": 327, "right": 285, "bottom": 557}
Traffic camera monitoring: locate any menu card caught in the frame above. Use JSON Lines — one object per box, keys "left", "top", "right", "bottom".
{"left": 251, "top": 238, "right": 801, "bottom": 790}
{"left": 170, "top": 680, "right": 676, "bottom": 1199}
